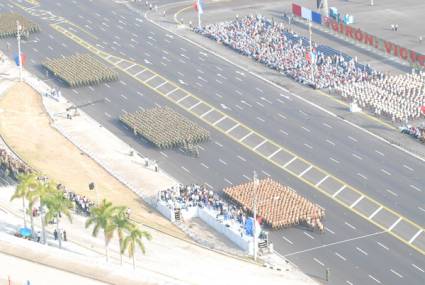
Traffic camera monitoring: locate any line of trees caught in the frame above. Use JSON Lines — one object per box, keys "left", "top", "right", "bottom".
{"left": 11, "top": 173, "right": 151, "bottom": 269}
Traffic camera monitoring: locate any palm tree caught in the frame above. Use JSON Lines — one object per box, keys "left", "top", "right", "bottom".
{"left": 44, "top": 190, "right": 73, "bottom": 249}
{"left": 121, "top": 225, "right": 152, "bottom": 270}
{"left": 11, "top": 173, "right": 38, "bottom": 238}
{"left": 27, "top": 177, "right": 55, "bottom": 244}
{"left": 111, "top": 206, "right": 133, "bottom": 265}
{"left": 85, "top": 199, "right": 116, "bottom": 262}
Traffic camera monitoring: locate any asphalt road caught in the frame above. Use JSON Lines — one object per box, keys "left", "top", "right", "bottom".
{"left": 0, "top": 0, "right": 424, "bottom": 284}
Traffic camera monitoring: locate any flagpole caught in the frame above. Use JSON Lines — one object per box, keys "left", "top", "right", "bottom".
{"left": 197, "top": 8, "right": 201, "bottom": 29}
{"left": 16, "top": 20, "right": 23, "bottom": 82}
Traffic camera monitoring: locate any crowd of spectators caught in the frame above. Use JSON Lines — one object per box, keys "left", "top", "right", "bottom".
{"left": 336, "top": 72, "right": 425, "bottom": 121}
{"left": 57, "top": 183, "right": 94, "bottom": 216}
{"left": 158, "top": 183, "right": 252, "bottom": 228}
{"left": 0, "top": 148, "right": 31, "bottom": 179}
{"left": 195, "top": 15, "right": 377, "bottom": 89}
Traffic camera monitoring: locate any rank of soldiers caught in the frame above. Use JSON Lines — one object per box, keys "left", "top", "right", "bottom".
{"left": 42, "top": 53, "right": 118, "bottom": 88}
{"left": 120, "top": 106, "right": 210, "bottom": 149}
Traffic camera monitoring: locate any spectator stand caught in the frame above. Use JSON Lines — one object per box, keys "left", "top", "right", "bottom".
{"left": 156, "top": 184, "right": 269, "bottom": 256}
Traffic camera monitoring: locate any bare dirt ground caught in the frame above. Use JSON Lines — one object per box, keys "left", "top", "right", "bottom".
{"left": 0, "top": 82, "right": 185, "bottom": 239}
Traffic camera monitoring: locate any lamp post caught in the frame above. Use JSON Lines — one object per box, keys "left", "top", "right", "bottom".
{"left": 16, "top": 20, "right": 23, "bottom": 82}
{"left": 89, "top": 182, "right": 98, "bottom": 206}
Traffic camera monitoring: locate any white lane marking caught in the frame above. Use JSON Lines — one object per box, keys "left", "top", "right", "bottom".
{"left": 242, "top": 174, "right": 251, "bottom": 181}
{"left": 303, "top": 231, "right": 315, "bottom": 239}
{"left": 299, "top": 110, "right": 308, "bottom": 116}
{"left": 329, "top": 157, "right": 340, "bottom": 163}
{"left": 356, "top": 247, "right": 368, "bottom": 255}
{"left": 104, "top": 112, "right": 111, "bottom": 118}
{"left": 200, "top": 108, "right": 214, "bottom": 118}
{"left": 124, "top": 63, "right": 136, "bottom": 71}
{"left": 256, "top": 116, "right": 265, "bottom": 122}
{"left": 256, "top": 101, "right": 265, "bottom": 108}
{"left": 137, "top": 91, "right": 143, "bottom": 97}
{"left": 144, "top": 74, "right": 157, "bottom": 83}
{"left": 256, "top": 87, "right": 263, "bottom": 93}
{"left": 409, "top": 229, "right": 423, "bottom": 244}
{"left": 188, "top": 101, "right": 202, "bottom": 111}
{"left": 104, "top": 97, "right": 111, "bottom": 103}
{"left": 283, "top": 157, "right": 297, "bottom": 168}
{"left": 303, "top": 143, "right": 313, "bottom": 149}
{"left": 261, "top": 170, "right": 271, "bottom": 177}
{"left": 181, "top": 166, "right": 190, "bottom": 173}
{"left": 198, "top": 146, "right": 205, "bottom": 151}
{"left": 120, "top": 94, "right": 128, "bottom": 100}
{"left": 253, "top": 139, "right": 268, "bottom": 151}
{"left": 176, "top": 94, "right": 190, "bottom": 103}
{"left": 412, "top": 264, "right": 424, "bottom": 273}
{"left": 212, "top": 116, "right": 227, "bottom": 126}
{"left": 419, "top": 206, "right": 425, "bottom": 213}
{"left": 350, "top": 195, "right": 364, "bottom": 208}
{"left": 298, "top": 165, "right": 313, "bottom": 177}
{"left": 369, "top": 206, "right": 383, "bottom": 219}
{"left": 159, "top": 151, "right": 168, "bottom": 158}
{"left": 282, "top": 236, "right": 294, "bottom": 245}
{"left": 325, "top": 227, "right": 335, "bottom": 234}
{"left": 357, "top": 173, "right": 368, "bottom": 180}
{"left": 196, "top": 69, "right": 204, "bottom": 74}
{"left": 133, "top": 69, "right": 147, "bottom": 77}
{"left": 326, "top": 139, "right": 335, "bottom": 146}
{"left": 241, "top": 100, "right": 252, "bottom": 107}
{"left": 214, "top": 141, "right": 223, "bottom": 148}
{"left": 313, "top": 258, "right": 324, "bottom": 266}
{"left": 226, "top": 123, "right": 240, "bottom": 134}
{"left": 215, "top": 93, "right": 223, "bottom": 98}
{"left": 335, "top": 252, "right": 346, "bottom": 261}
{"left": 279, "top": 129, "right": 288, "bottom": 135}
{"left": 224, "top": 178, "right": 233, "bottom": 185}
{"left": 200, "top": 163, "right": 209, "bottom": 169}
{"left": 345, "top": 222, "right": 356, "bottom": 230}
{"left": 301, "top": 126, "right": 311, "bottom": 132}
{"left": 165, "top": 88, "right": 178, "bottom": 96}
{"left": 332, "top": 185, "right": 346, "bottom": 198}
{"left": 237, "top": 155, "right": 247, "bottom": 162}
{"left": 388, "top": 217, "right": 402, "bottom": 231}
{"left": 410, "top": 184, "right": 422, "bottom": 192}
{"left": 239, "top": 131, "right": 254, "bottom": 142}
{"left": 352, "top": 153, "right": 363, "bottom": 160}
{"left": 284, "top": 231, "right": 385, "bottom": 257}
{"left": 348, "top": 136, "right": 358, "bottom": 142}
{"left": 121, "top": 109, "right": 128, "bottom": 114}
{"left": 390, "top": 269, "right": 403, "bottom": 278}
{"left": 403, "top": 164, "right": 414, "bottom": 171}
{"left": 216, "top": 66, "right": 223, "bottom": 71}
{"left": 268, "top": 148, "right": 282, "bottom": 159}
{"left": 218, "top": 158, "right": 227, "bottom": 165}
{"left": 72, "top": 89, "right": 79, "bottom": 94}
{"left": 154, "top": 81, "right": 167, "bottom": 90}
{"left": 375, "top": 150, "right": 385, "bottom": 156}
{"left": 322, "top": 123, "right": 333, "bottom": 129}
{"left": 381, "top": 169, "right": 391, "bottom": 176}
{"left": 278, "top": 113, "right": 287, "bottom": 120}
{"left": 368, "top": 274, "right": 381, "bottom": 284}
{"left": 195, "top": 82, "right": 202, "bottom": 87}
{"left": 346, "top": 281, "right": 354, "bottom": 285}
{"left": 260, "top": 97, "right": 272, "bottom": 104}
{"left": 88, "top": 86, "right": 95, "bottom": 91}
{"left": 376, "top": 241, "right": 389, "bottom": 250}
{"left": 386, "top": 189, "right": 398, "bottom": 197}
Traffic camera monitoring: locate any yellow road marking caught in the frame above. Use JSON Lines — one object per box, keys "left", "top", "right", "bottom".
{"left": 25, "top": 0, "right": 39, "bottom": 5}
{"left": 174, "top": 5, "right": 192, "bottom": 24}
{"left": 49, "top": 23, "right": 424, "bottom": 256}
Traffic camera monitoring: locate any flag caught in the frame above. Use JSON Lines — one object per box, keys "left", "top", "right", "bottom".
{"left": 194, "top": 0, "right": 203, "bottom": 14}
{"left": 14, "top": 53, "right": 26, "bottom": 66}
{"left": 420, "top": 105, "right": 425, "bottom": 115}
